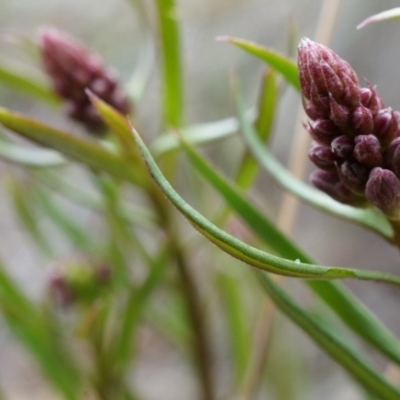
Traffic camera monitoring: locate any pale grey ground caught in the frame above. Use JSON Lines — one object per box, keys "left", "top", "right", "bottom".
{"left": 1, "top": 0, "right": 400, "bottom": 399}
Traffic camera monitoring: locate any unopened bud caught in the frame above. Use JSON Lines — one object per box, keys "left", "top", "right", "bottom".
{"left": 298, "top": 38, "right": 359, "bottom": 108}
{"left": 374, "top": 108, "right": 398, "bottom": 145}
{"left": 353, "top": 135, "right": 382, "bottom": 167}
{"left": 308, "top": 118, "right": 339, "bottom": 145}
{"left": 331, "top": 135, "right": 354, "bottom": 159}
{"left": 385, "top": 137, "right": 400, "bottom": 178}
{"left": 351, "top": 106, "right": 373, "bottom": 135}
{"left": 329, "top": 96, "right": 350, "bottom": 129}
{"left": 365, "top": 168, "right": 400, "bottom": 218}
{"left": 337, "top": 161, "right": 369, "bottom": 194}
{"left": 310, "top": 170, "right": 355, "bottom": 203}
{"left": 308, "top": 143, "right": 336, "bottom": 171}
{"left": 360, "top": 83, "right": 384, "bottom": 115}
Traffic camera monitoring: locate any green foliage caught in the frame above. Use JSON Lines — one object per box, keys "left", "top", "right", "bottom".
{"left": 0, "top": 2, "right": 398, "bottom": 400}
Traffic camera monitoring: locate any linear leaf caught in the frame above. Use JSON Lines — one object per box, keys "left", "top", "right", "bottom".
{"left": 0, "top": 107, "right": 144, "bottom": 186}
{"left": 357, "top": 8, "right": 400, "bottom": 29}
{"left": 218, "top": 36, "right": 300, "bottom": 90}
{"left": 256, "top": 271, "right": 400, "bottom": 400}
{"left": 0, "top": 63, "right": 60, "bottom": 104}
{"left": 155, "top": 0, "right": 184, "bottom": 127}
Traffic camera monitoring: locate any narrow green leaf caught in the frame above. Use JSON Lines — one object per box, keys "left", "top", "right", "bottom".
{"left": 236, "top": 89, "right": 394, "bottom": 240}
{"left": 357, "top": 7, "right": 400, "bottom": 29}
{"left": 87, "top": 91, "right": 139, "bottom": 161}
{"left": 7, "top": 177, "right": 53, "bottom": 256}
{"left": 0, "top": 63, "right": 60, "bottom": 104}
{"left": 34, "top": 186, "right": 96, "bottom": 252}
{"left": 130, "top": 124, "right": 400, "bottom": 285}
{"left": 113, "top": 246, "right": 169, "bottom": 371}
{"left": 255, "top": 271, "right": 400, "bottom": 400}
{"left": 218, "top": 36, "right": 300, "bottom": 90}
{"left": 0, "top": 108, "right": 144, "bottom": 186}
{"left": 217, "top": 271, "right": 251, "bottom": 385}
{"left": 155, "top": 0, "right": 184, "bottom": 127}
{"left": 235, "top": 69, "right": 278, "bottom": 189}
{"left": 0, "top": 137, "right": 66, "bottom": 167}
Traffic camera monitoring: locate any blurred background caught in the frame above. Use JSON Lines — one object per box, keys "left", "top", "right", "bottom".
{"left": 1, "top": 0, "right": 400, "bottom": 399}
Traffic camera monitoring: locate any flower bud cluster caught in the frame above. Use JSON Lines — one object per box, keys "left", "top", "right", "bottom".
{"left": 299, "top": 38, "right": 400, "bottom": 218}
{"left": 40, "top": 27, "right": 131, "bottom": 134}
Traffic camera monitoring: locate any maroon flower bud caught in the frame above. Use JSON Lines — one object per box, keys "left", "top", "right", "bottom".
{"left": 365, "top": 168, "right": 400, "bottom": 218}
{"left": 329, "top": 96, "right": 350, "bottom": 129}
{"left": 337, "top": 161, "right": 369, "bottom": 194}
{"left": 298, "top": 38, "right": 359, "bottom": 107}
{"left": 307, "top": 118, "right": 339, "bottom": 145}
{"left": 351, "top": 106, "right": 373, "bottom": 135}
{"left": 39, "top": 27, "right": 131, "bottom": 134}
{"left": 308, "top": 143, "right": 336, "bottom": 171}
{"left": 49, "top": 270, "right": 75, "bottom": 307}
{"left": 360, "top": 83, "right": 384, "bottom": 115}
{"left": 374, "top": 108, "right": 398, "bottom": 145}
{"left": 310, "top": 170, "right": 355, "bottom": 203}
{"left": 353, "top": 135, "right": 382, "bottom": 167}
{"left": 310, "top": 83, "right": 330, "bottom": 116}
{"left": 331, "top": 135, "right": 354, "bottom": 158}
{"left": 385, "top": 137, "right": 400, "bottom": 178}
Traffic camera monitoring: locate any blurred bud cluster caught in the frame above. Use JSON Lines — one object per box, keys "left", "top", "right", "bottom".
{"left": 299, "top": 38, "right": 400, "bottom": 219}
{"left": 40, "top": 27, "right": 131, "bottom": 134}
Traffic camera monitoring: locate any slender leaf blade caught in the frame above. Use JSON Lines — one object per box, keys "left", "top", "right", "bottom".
{"left": 218, "top": 36, "right": 300, "bottom": 90}
{"left": 256, "top": 271, "right": 400, "bottom": 400}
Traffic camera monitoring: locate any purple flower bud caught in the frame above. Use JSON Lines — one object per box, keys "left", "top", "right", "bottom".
{"left": 331, "top": 135, "right": 354, "bottom": 158}
{"left": 307, "top": 118, "right": 339, "bottom": 145}
{"left": 308, "top": 143, "right": 336, "bottom": 171}
{"left": 365, "top": 168, "right": 400, "bottom": 218}
{"left": 337, "top": 161, "right": 370, "bottom": 194}
{"left": 298, "top": 38, "right": 359, "bottom": 108}
{"left": 320, "top": 60, "right": 344, "bottom": 101}
{"left": 351, "top": 106, "right": 374, "bottom": 135}
{"left": 374, "top": 108, "right": 398, "bottom": 145}
{"left": 40, "top": 27, "right": 131, "bottom": 135}
{"left": 310, "top": 170, "right": 356, "bottom": 203}
{"left": 329, "top": 95, "right": 350, "bottom": 129}
{"left": 353, "top": 135, "right": 382, "bottom": 167}
{"left": 385, "top": 137, "right": 400, "bottom": 178}
{"left": 360, "top": 83, "right": 384, "bottom": 115}
{"left": 310, "top": 83, "right": 330, "bottom": 116}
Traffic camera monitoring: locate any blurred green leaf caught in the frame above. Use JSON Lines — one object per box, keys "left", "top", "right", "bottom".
{"left": 112, "top": 245, "right": 169, "bottom": 372}
{"left": 255, "top": 271, "right": 400, "bottom": 400}
{"left": 130, "top": 123, "right": 400, "bottom": 284}
{"left": 151, "top": 112, "right": 255, "bottom": 156}
{"left": 156, "top": 0, "right": 184, "bottom": 127}
{"left": 0, "top": 107, "right": 144, "bottom": 186}
{"left": 0, "top": 63, "right": 60, "bottom": 104}
{"left": 235, "top": 69, "right": 278, "bottom": 189}
{"left": 235, "top": 86, "right": 394, "bottom": 240}
{"left": 34, "top": 186, "right": 96, "bottom": 252}
{"left": 0, "top": 265, "right": 81, "bottom": 400}
{"left": 216, "top": 271, "right": 251, "bottom": 386}
{"left": 7, "top": 176, "right": 53, "bottom": 256}
{"left": 218, "top": 36, "right": 300, "bottom": 90}
{"left": 0, "top": 136, "right": 66, "bottom": 167}
{"left": 357, "top": 7, "right": 400, "bottom": 29}
{"left": 35, "top": 170, "right": 158, "bottom": 227}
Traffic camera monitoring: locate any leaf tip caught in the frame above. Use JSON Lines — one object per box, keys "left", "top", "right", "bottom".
{"left": 215, "top": 35, "right": 232, "bottom": 43}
